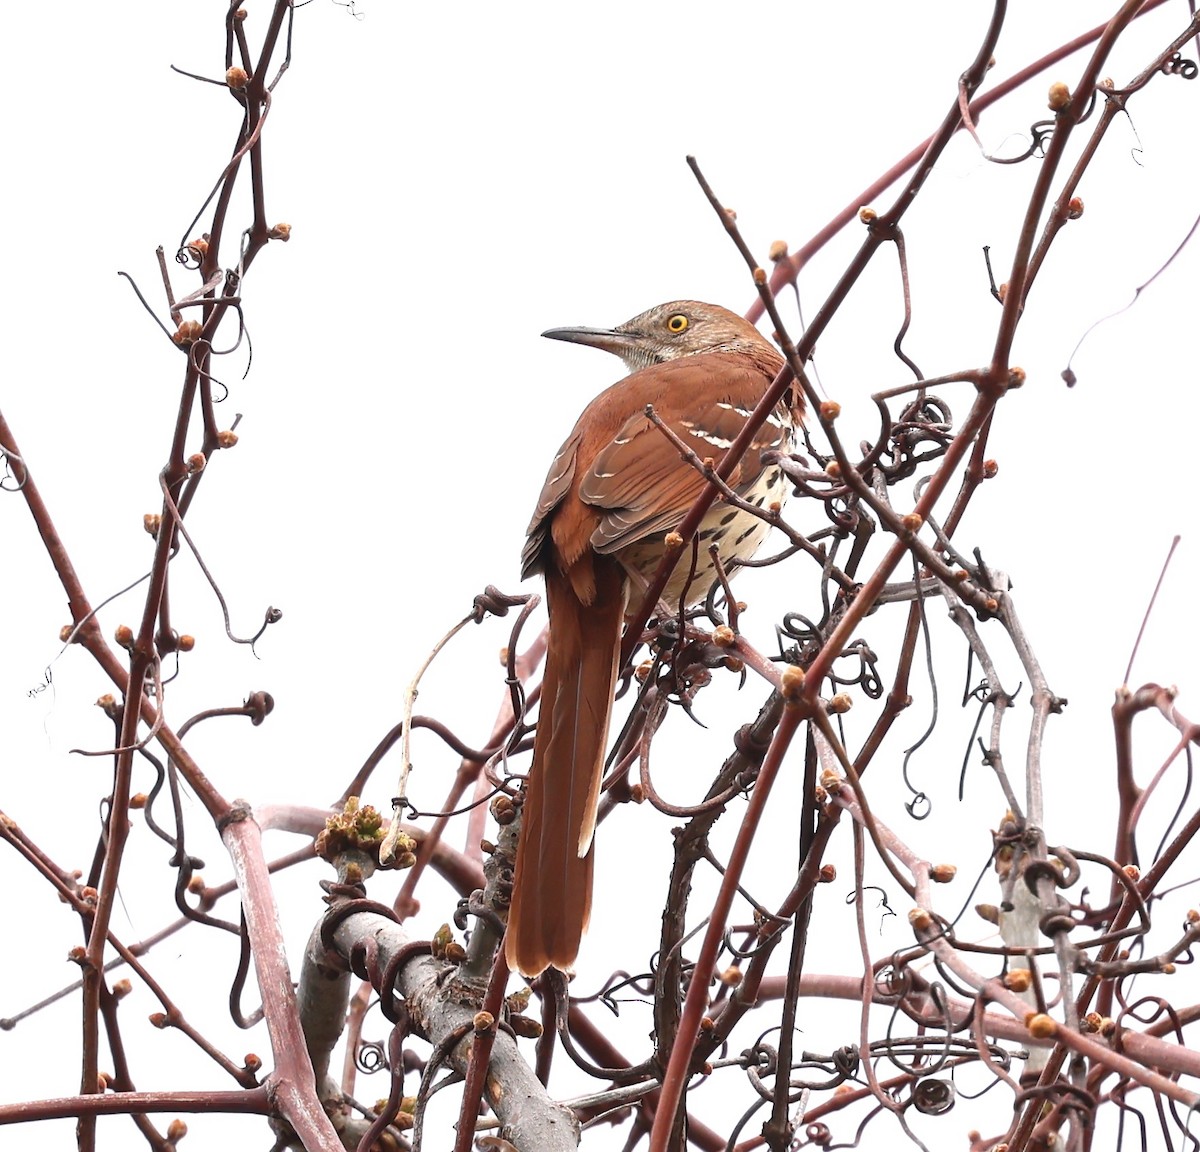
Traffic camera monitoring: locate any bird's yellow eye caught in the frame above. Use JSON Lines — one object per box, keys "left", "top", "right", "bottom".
{"left": 667, "top": 314, "right": 689, "bottom": 334}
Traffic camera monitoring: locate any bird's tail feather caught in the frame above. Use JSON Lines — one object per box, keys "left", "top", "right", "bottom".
{"left": 505, "top": 558, "right": 625, "bottom": 977}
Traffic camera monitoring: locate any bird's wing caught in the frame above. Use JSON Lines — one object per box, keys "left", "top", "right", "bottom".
{"left": 580, "top": 364, "right": 785, "bottom": 555}
{"left": 522, "top": 427, "right": 583, "bottom": 578}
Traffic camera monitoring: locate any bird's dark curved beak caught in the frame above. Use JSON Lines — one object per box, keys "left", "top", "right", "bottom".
{"left": 541, "top": 325, "right": 639, "bottom": 358}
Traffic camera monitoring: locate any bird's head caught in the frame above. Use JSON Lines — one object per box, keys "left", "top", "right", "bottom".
{"left": 542, "top": 300, "right": 777, "bottom": 373}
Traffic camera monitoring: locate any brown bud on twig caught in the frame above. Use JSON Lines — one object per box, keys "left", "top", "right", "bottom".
{"left": 1066, "top": 197, "right": 1084, "bottom": 220}
{"left": 930, "top": 863, "right": 956, "bottom": 883}
{"left": 712, "top": 625, "right": 736, "bottom": 648}
{"left": 178, "top": 634, "right": 195, "bottom": 652}
{"left": 1026, "top": 1013, "right": 1057, "bottom": 1039}
{"left": 753, "top": 267, "right": 766, "bottom": 286}
{"left": 908, "top": 908, "right": 933, "bottom": 932}
{"left": 130, "top": 793, "right": 147, "bottom": 810}
{"left": 431, "top": 924, "right": 454, "bottom": 958}
{"left": 719, "top": 966, "right": 743, "bottom": 987}
{"left": 60, "top": 624, "right": 75, "bottom": 642}
{"left": 172, "top": 320, "right": 203, "bottom": 345}
{"left": 665, "top": 531, "right": 684, "bottom": 549}
{"left": 819, "top": 400, "right": 840, "bottom": 422}
{"left": 226, "top": 66, "right": 249, "bottom": 90}
{"left": 827, "top": 693, "right": 852, "bottom": 714}
{"left": 825, "top": 460, "right": 841, "bottom": 478}
{"left": 314, "top": 797, "right": 390, "bottom": 863}
{"left": 114, "top": 625, "right": 134, "bottom": 650}
{"left": 768, "top": 240, "right": 788, "bottom": 262}
{"left": 112, "top": 979, "right": 133, "bottom": 999}
{"left": 96, "top": 694, "right": 120, "bottom": 718}
{"left": 509, "top": 1014, "right": 542, "bottom": 1039}
{"left": 1048, "top": 81, "right": 1071, "bottom": 110}
{"left": 166, "top": 1120, "right": 188, "bottom": 1142}
{"left": 217, "top": 429, "right": 239, "bottom": 448}
{"left": 858, "top": 206, "right": 877, "bottom": 224}
{"left": 819, "top": 770, "right": 842, "bottom": 795}
{"left": 1008, "top": 367, "right": 1026, "bottom": 388}
{"left": 187, "top": 452, "right": 206, "bottom": 473}
{"left": 975, "top": 903, "right": 999, "bottom": 924}
{"left": 819, "top": 864, "right": 836, "bottom": 883}
{"left": 982, "top": 460, "right": 999, "bottom": 479}
{"left": 900, "top": 513, "right": 923, "bottom": 534}
{"left": 144, "top": 513, "right": 161, "bottom": 538}
{"left": 268, "top": 223, "right": 292, "bottom": 241}
{"left": 1004, "top": 969, "right": 1032, "bottom": 993}
{"left": 781, "top": 664, "right": 805, "bottom": 702}
{"left": 470, "top": 1012, "right": 494, "bottom": 1041}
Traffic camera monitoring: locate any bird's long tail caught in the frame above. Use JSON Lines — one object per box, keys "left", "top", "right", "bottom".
{"left": 505, "top": 559, "right": 625, "bottom": 977}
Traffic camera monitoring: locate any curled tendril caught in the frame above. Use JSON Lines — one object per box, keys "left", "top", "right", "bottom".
{"left": 741, "top": 1041, "right": 778, "bottom": 1101}
{"left": 723, "top": 916, "right": 790, "bottom": 961}
{"left": 1, "top": 446, "right": 28, "bottom": 492}
{"left": 1163, "top": 52, "right": 1198, "bottom": 79}
{"left": 356, "top": 1039, "right": 387, "bottom": 1074}
{"left": 905, "top": 791, "right": 932, "bottom": 820}
{"left": 773, "top": 456, "right": 860, "bottom": 534}
{"left": 778, "top": 612, "right": 822, "bottom": 648}
{"left": 469, "top": 584, "right": 531, "bottom": 623}
{"left": 826, "top": 639, "right": 884, "bottom": 700}
{"left": 912, "top": 1077, "right": 955, "bottom": 1115}
{"left": 175, "top": 242, "right": 206, "bottom": 270}
{"left": 832, "top": 1045, "right": 860, "bottom": 1077}
{"left": 877, "top": 396, "right": 954, "bottom": 482}
{"left": 805, "top": 1122, "right": 832, "bottom": 1146}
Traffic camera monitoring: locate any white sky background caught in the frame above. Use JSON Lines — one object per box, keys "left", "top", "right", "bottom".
{"left": 3, "top": 2, "right": 1200, "bottom": 1148}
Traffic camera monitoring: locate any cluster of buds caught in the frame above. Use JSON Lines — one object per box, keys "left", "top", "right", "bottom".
{"left": 172, "top": 320, "right": 203, "bottom": 345}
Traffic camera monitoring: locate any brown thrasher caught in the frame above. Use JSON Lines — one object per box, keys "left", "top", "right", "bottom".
{"left": 505, "top": 300, "right": 798, "bottom": 978}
